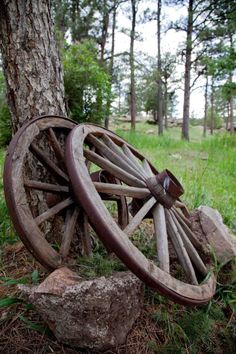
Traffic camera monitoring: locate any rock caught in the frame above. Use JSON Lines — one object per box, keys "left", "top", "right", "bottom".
{"left": 198, "top": 205, "right": 236, "bottom": 262}
{"left": 19, "top": 267, "right": 144, "bottom": 351}
{"left": 146, "top": 129, "right": 155, "bottom": 134}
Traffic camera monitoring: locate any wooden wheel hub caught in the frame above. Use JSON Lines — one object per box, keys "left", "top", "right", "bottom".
{"left": 146, "top": 169, "right": 184, "bottom": 209}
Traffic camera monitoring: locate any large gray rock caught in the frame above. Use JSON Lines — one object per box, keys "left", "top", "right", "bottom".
{"left": 19, "top": 267, "right": 144, "bottom": 351}
{"left": 198, "top": 205, "right": 236, "bottom": 262}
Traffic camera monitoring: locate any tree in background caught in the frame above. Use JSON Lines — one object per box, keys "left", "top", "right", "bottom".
{"left": 157, "top": 0, "right": 163, "bottom": 135}
{"left": 129, "top": 0, "right": 139, "bottom": 130}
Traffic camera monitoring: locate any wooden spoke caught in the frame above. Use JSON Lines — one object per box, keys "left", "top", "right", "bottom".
{"left": 93, "top": 182, "right": 150, "bottom": 199}
{"left": 30, "top": 143, "right": 69, "bottom": 182}
{"left": 60, "top": 206, "right": 80, "bottom": 259}
{"left": 165, "top": 210, "right": 198, "bottom": 285}
{"left": 117, "top": 196, "right": 129, "bottom": 229}
{"left": 174, "top": 201, "right": 190, "bottom": 218}
{"left": 48, "top": 128, "right": 66, "bottom": 170}
{"left": 35, "top": 197, "right": 74, "bottom": 225}
{"left": 152, "top": 204, "right": 170, "bottom": 273}
{"left": 24, "top": 180, "right": 69, "bottom": 193}
{"left": 143, "top": 159, "right": 154, "bottom": 177}
{"left": 84, "top": 149, "right": 146, "bottom": 188}
{"left": 78, "top": 211, "right": 93, "bottom": 257}
{"left": 124, "top": 197, "right": 156, "bottom": 236}
{"left": 172, "top": 208, "right": 203, "bottom": 251}
{"left": 102, "top": 135, "right": 147, "bottom": 180}
{"left": 122, "top": 144, "right": 148, "bottom": 179}
{"left": 170, "top": 210, "right": 207, "bottom": 276}
{"left": 86, "top": 134, "right": 145, "bottom": 181}
{"left": 85, "top": 145, "right": 95, "bottom": 172}
{"left": 172, "top": 206, "right": 191, "bottom": 227}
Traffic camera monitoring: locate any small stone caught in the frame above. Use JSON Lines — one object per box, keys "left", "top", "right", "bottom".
{"left": 19, "top": 268, "right": 144, "bottom": 351}
{"left": 198, "top": 205, "right": 236, "bottom": 262}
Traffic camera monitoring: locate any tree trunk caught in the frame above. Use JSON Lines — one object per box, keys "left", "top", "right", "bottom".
{"left": 104, "top": 4, "right": 117, "bottom": 129}
{"left": 229, "top": 33, "right": 234, "bottom": 134}
{"left": 203, "top": 73, "right": 208, "bottom": 137}
{"left": 226, "top": 101, "right": 230, "bottom": 130}
{"left": 182, "top": 0, "right": 193, "bottom": 141}
{"left": 210, "top": 78, "right": 214, "bottom": 135}
{"left": 164, "top": 78, "right": 168, "bottom": 130}
{"left": 157, "top": 0, "right": 163, "bottom": 135}
{"left": 100, "top": 1, "right": 110, "bottom": 62}
{"left": 130, "top": 0, "right": 137, "bottom": 130}
{"left": 0, "top": 0, "right": 66, "bottom": 132}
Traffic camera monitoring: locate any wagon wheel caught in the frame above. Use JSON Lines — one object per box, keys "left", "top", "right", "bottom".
{"left": 3, "top": 116, "right": 128, "bottom": 270}
{"left": 66, "top": 124, "right": 216, "bottom": 306}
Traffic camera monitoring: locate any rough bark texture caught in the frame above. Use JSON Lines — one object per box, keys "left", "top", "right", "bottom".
{"left": 130, "top": 0, "right": 137, "bottom": 130}
{"left": 182, "top": 0, "right": 193, "bottom": 141}
{"left": 20, "top": 268, "right": 144, "bottom": 351}
{"left": 0, "top": 0, "right": 66, "bottom": 132}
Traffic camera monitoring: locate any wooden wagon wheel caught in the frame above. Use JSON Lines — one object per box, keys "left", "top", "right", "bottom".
{"left": 3, "top": 116, "right": 128, "bottom": 270}
{"left": 66, "top": 124, "right": 216, "bottom": 306}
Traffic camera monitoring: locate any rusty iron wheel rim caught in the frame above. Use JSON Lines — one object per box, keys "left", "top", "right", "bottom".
{"left": 65, "top": 124, "right": 216, "bottom": 306}
{"left": 3, "top": 116, "right": 128, "bottom": 270}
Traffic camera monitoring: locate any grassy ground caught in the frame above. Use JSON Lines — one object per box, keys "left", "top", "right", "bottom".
{"left": 0, "top": 122, "right": 235, "bottom": 353}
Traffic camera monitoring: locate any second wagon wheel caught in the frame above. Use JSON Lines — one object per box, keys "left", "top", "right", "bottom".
{"left": 3, "top": 116, "right": 128, "bottom": 270}
{"left": 66, "top": 124, "right": 216, "bottom": 306}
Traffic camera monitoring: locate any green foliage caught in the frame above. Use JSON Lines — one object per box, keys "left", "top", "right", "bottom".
{"left": 63, "top": 40, "right": 111, "bottom": 124}
{"left": 0, "top": 70, "right": 11, "bottom": 147}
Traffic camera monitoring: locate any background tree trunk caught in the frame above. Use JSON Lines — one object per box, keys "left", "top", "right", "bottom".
{"left": 210, "top": 78, "right": 214, "bottom": 135}
{"left": 157, "top": 0, "right": 163, "bottom": 135}
{"left": 104, "top": 4, "right": 117, "bottom": 128}
{"left": 0, "top": 0, "right": 66, "bottom": 132}
{"left": 130, "top": 0, "right": 137, "bottom": 130}
{"left": 182, "top": 0, "right": 193, "bottom": 141}
{"left": 203, "top": 73, "right": 208, "bottom": 137}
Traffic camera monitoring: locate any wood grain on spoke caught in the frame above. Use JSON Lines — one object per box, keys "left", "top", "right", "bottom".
{"left": 48, "top": 128, "right": 66, "bottom": 170}
{"left": 93, "top": 182, "right": 150, "bottom": 199}
{"left": 165, "top": 210, "right": 198, "bottom": 285}
{"left": 30, "top": 143, "right": 69, "bottom": 182}
{"left": 87, "top": 134, "right": 145, "bottom": 181}
{"left": 84, "top": 149, "right": 146, "bottom": 188}
{"left": 170, "top": 210, "right": 207, "bottom": 276}
{"left": 172, "top": 208, "right": 203, "bottom": 251}
{"left": 78, "top": 211, "right": 93, "bottom": 257}
{"left": 24, "top": 180, "right": 69, "bottom": 193}
{"left": 35, "top": 197, "right": 74, "bottom": 225}
{"left": 124, "top": 197, "right": 156, "bottom": 236}
{"left": 122, "top": 144, "right": 147, "bottom": 180}
{"left": 143, "top": 159, "right": 154, "bottom": 177}
{"left": 153, "top": 204, "right": 170, "bottom": 273}
{"left": 60, "top": 206, "right": 80, "bottom": 259}
{"left": 102, "top": 134, "right": 147, "bottom": 180}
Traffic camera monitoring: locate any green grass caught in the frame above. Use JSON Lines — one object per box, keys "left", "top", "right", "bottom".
{"left": 115, "top": 122, "right": 236, "bottom": 232}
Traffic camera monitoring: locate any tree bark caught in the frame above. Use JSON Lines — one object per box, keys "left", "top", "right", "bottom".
{"left": 0, "top": 0, "right": 66, "bottom": 132}
{"left": 229, "top": 33, "right": 234, "bottom": 134}
{"left": 157, "top": 0, "right": 163, "bottom": 135}
{"left": 130, "top": 0, "right": 137, "bottom": 130}
{"left": 182, "top": 0, "right": 193, "bottom": 141}
{"left": 105, "top": 4, "right": 117, "bottom": 128}
{"left": 210, "top": 78, "right": 214, "bottom": 135}
{"left": 164, "top": 77, "right": 168, "bottom": 130}
{"left": 203, "top": 73, "right": 208, "bottom": 137}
